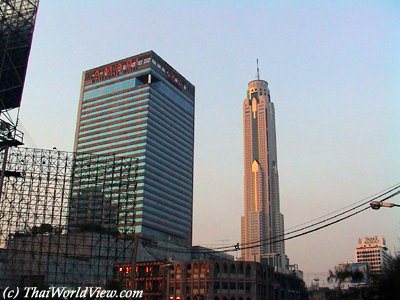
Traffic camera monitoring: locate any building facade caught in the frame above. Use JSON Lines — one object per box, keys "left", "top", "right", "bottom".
{"left": 116, "top": 259, "right": 307, "bottom": 300}
{"left": 166, "top": 259, "right": 300, "bottom": 300}
{"left": 355, "top": 236, "right": 393, "bottom": 274}
{"left": 73, "top": 51, "right": 195, "bottom": 259}
{"left": 241, "top": 77, "right": 287, "bottom": 271}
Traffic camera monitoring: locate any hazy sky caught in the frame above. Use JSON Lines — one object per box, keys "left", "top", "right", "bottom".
{"left": 19, "top": 0, "right": 399, "bottom": 283}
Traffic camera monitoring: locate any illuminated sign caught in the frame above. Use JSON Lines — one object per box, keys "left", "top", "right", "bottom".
{"left": 151, "top": 58, "right": 195, "bottom": 98}
{"left": 85, "top": 55, "right": 151, "bottom": 84}
{"left": 358, "top": 236, "right": 385, "bottom": 248}
{"left": 84, "top": 51, "right": 195, "bottom": 99}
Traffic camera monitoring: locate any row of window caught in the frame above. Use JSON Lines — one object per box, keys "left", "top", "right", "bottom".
{"left": 82, "top": 90, "right": 149, "bottom": 119}
{"left": 83, "top": 77, "right": 139, "bottom": 101}
{"left": 79, "top": 112, "right": 148, "bottom": 134}
{"left": 144, "top": 179, "right": 192, "bottom": 212}
{"left": 81, "top": 103, "right": 149, "bottom": 124}
{"left": 358, "top": 248, "right": 383, "bottom": 253}
{"left": 144, "top": 188, "right": 192, "bottom": 215}
{"left": 84, "top": 69, "right": 149, "bottom": 89}
{"left": 149, "top": 91, "right": 193, "bottom": 129}
{"left": 147, "top": 129, "right": 193, "bottom": 164}
{"left": 141, "top": 210, "right": 191, "bottom": 235}
{"left": 78, "top": 129, "right": 147, "bottom": 149}
{"left": 148, "top": 106, "right": 193, "bottom": 148}
{"left": 86, "top": 142, "right": 146, "bottom": 156}
{"left": 78, "top": 135, "right": 147, "bottom": 153}
{"left": 145, "top": 164, "right": 193, "bottom": 198}
{"left": 146, "top": 143, "right": 193, "bottom": 178}
{"left": 151, "top": 81, "right": 193, "bottom": 114}
{"left": 81, "top": 92, "right": 148, "bottom": 117}
{"left": 78, "top": 123, "right": 147, "bottom": 145}
{"left": 142, "top": 203, "right": 191, "bottom": 227}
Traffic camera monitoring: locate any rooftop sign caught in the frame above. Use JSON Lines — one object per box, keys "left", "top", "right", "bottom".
{"left": 84, "top": 51, "right": 195, "bottom": 100}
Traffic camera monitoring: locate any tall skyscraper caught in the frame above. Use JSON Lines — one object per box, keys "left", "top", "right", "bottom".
{"left": 241, "top": 72, "right": 287, "bottom": 271}
{"left": 73, "top": 51, "right": 195, "bottom": 259}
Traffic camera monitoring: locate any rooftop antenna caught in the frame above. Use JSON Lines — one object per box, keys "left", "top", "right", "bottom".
{"left": 256, "top": 59, "right": 260, "bottom": 80}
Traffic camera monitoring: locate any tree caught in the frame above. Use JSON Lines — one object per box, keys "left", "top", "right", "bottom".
{"left": 327, "top": 263, "right": 367, "bottom": 299}
{"left": 327, "top": 263, "right": 353, "bottom": 289}
{"left": 328, "top": 257, "right": 400, "bottom": 299}
{"left": 370, "top": 255, "right": 400, "bottom": 299}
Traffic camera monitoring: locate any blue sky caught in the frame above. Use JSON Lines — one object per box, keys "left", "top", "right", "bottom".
{"left": 20, "top": 0, "right": 399, "bottom": 280}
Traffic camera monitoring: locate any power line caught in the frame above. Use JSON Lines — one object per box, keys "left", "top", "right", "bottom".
{"left": 144, "top": 183, "right": 400, "bottom": 255}
{"left": 209, "top": 183, "right": 400, "bottom": 250}
{"left": 148, "top": 205, "right": 371, "bottom": 255}
{"left": 239, "top": 206, "right": 370, "bottom": 251}
{"left": 285, "top": 181, "right": 400, "bottom": 231}
{"left": 234, "top": 184, "right": 400, "bottom": 249}
{"left": 238, "top": 188, "right": 399, "bottom": 251}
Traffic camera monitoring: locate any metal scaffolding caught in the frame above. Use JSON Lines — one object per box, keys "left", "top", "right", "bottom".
{"left": 0, "top": 0, "right": 39, "bottom": 148}
{"left": 0, "top": 0, "right": 39, "bottom": 111}
{"left": 0, "top": 147, "right": 138, "bottom": 287}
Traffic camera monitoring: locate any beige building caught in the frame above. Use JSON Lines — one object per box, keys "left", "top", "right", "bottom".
{"left": 241, "top": 77, "right": 287, "bottom": 272}
{"left": 117, "top": 259, "right": 307, "bottom": 299}
{"left": 355, "top": 236, "right": 393, "bottom": 274}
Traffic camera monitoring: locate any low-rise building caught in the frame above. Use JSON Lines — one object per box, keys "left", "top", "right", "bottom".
{"left": 116, "top": 259, "right": 307, "bottom": 299}
{"left": 288, "top": 264, "right": 303, "bottom": 281}
{"left": 167, "top": 259, "right": 305, "bottom": 299}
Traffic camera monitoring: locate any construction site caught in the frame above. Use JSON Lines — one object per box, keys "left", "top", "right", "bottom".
{"left": 0, "top": 0, "right": 139, "bottom": 288}
{"left": 0, "top": 147, "right": 138, "bottom": 287}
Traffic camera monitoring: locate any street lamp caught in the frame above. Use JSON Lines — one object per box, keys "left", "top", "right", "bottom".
{"left": 370, "top": 201, "right": 400, "bottom": 210}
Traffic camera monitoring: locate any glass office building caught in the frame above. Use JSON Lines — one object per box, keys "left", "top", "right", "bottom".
{"left": 73, "top": 51, "right": 195, "bottom": 249}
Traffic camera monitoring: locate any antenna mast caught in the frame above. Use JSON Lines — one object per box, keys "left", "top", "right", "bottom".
{"left": 256, "top": 59, "right": 260, "bottom": 80}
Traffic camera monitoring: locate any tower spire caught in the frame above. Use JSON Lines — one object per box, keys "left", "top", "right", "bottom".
{"left": 256, "top": 59, "right": 260, "bottom": 80}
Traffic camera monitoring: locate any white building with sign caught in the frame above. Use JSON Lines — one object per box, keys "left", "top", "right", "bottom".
{"left": 355, "top": 236, "right": 393, "bottom": 273}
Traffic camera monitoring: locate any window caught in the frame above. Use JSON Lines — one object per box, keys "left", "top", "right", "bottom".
{"left": 230, "top": 264, "right": 236, "bottom": 274}
{"left": 214, "top": 263, "right": 220, "bottom": 275}
{"left": 246, "top": 264, "right": 251, "bottom": 277}
{"left": 238, "top": 264, "right": 244, "bottom": 274}
{"left": 223, "top": 263, "right": 228, "bottom": 273}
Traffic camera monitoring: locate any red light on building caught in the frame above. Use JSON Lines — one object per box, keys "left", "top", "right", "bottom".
{"left": 116, "top": 63, "right": 122, "bottom": 73}
{"left": 126, "top": 58, "right": 132, "bottom": 69}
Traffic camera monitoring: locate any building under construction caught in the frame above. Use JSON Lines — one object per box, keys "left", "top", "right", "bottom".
{"left": 0, "top": 147, "right": 138, "bottom": 287}
{"left": 0, "top": 0, "right": 39, "bottom": 147}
